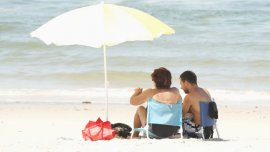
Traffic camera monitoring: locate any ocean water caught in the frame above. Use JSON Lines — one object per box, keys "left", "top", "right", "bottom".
{"left": 0, "top": 0, "right": 270, "bottom": 105}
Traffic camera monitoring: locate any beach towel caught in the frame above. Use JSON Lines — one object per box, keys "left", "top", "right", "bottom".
{"left": 82, "top": 117, "right": 116, "bottom": 141}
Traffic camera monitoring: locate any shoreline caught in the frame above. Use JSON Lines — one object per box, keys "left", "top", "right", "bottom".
{"left": 0, "top": 99, "right": 269, "bottom": 108}
{"left": 0, "top": 87, "right": 270, "bottom": 107}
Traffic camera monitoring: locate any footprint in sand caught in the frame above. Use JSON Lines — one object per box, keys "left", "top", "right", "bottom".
{"left": 57, "top": 137, "right": 73, "bottom": 141}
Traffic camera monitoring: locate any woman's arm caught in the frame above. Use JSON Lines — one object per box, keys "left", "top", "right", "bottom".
{"left": 130, "top": 88, "right": 153, "bottom": 105}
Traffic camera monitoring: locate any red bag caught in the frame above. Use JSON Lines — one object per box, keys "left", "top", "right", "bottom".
{"left": 82, "top": 117, "right": 116, "bottom": 141}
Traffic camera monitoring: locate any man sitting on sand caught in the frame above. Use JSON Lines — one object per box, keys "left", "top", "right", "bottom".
{"left": 179, "top": 71, "right": 213, "bottom": 139}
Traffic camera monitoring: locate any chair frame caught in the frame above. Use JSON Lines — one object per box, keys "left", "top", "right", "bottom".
{"left": 132, "top": 99, "right": 182, "bottom": 139}
{"left": 199, "top": 101, "right": 221, "bottom": 140}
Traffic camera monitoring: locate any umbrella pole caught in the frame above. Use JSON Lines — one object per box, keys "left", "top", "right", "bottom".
{"left": 103, "top": 45, "right": 109, "bottom": 121}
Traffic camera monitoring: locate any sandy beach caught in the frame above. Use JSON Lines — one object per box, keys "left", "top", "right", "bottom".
{"left": 1, "top": 0, "right": 270, "bottom": 151}
{"left": 0, "top": 102, "right": 269, "bottom": 152}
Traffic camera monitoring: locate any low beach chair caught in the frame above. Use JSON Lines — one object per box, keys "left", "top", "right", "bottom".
{"left": 132, "top": 98, "right": 182, "bottom": 139}
{"left": 199, "top": 101, "right": 220, "bottom": 140}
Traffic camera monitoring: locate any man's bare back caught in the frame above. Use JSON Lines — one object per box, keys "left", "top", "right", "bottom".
{"left": 183, "top": 87, "right": 211, "bottom": 125}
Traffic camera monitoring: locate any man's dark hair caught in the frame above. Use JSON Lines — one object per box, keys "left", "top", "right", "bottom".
{"left": 180, "top": 71, "right": 197, "bottom": 85}
{"left": 151, "top": 67, "right": 172, "bottom": 89}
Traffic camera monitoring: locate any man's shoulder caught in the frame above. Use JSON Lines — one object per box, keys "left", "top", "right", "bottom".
{"left": 202, "top": 87, "right": 209, "bottom": 92}
{"left": 201, "top": 88, "right": 211, "bottom": 97}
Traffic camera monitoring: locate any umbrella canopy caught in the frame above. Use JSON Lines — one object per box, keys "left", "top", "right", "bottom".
{"left": 31, "top": 3, "right": 175, "bottom": 48}
{"left": 30, "top": 3, "right": 175, "bottom": 120}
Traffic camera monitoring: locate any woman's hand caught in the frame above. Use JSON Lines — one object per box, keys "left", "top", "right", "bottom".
{"left": 133, "top": 88, "right": 143, "bottom": 95}
{"left": 130, "top": 88, "right": 144, "bottom": 105}
{"left": 130, "top": 88, "right": 153, "bottom": 105}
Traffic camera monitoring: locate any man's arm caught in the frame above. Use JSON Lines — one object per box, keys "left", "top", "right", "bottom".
{"left": 182, "top": 95, "right": 191, "bottom": 116}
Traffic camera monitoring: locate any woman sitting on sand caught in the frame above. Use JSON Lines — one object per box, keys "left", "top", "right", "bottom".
{"left": 130, "top": 67, "right": 182, "bottom": 138}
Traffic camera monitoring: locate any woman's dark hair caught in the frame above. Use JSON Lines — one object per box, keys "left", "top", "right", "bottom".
{"left": 180, "top": 71, "right": 197, "bottom": 85}
{"left": 151, "top": 67, "right": 172, "bottom": 89}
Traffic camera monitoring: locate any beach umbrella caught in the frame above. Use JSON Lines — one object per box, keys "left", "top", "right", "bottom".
{"left": 30, "top": 2, "right": 175, "bottom": 120}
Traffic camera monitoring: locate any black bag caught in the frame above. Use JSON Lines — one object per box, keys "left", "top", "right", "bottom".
{"left": 208, "top": 101, "right": 218, "bottom": 119}
{"left": 111, "top": 123, "right": 132, "bottom": 138}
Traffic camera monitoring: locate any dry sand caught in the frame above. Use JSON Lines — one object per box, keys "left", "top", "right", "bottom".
{"left": 0, "top": 102, "right": 269, "bottom": 152}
